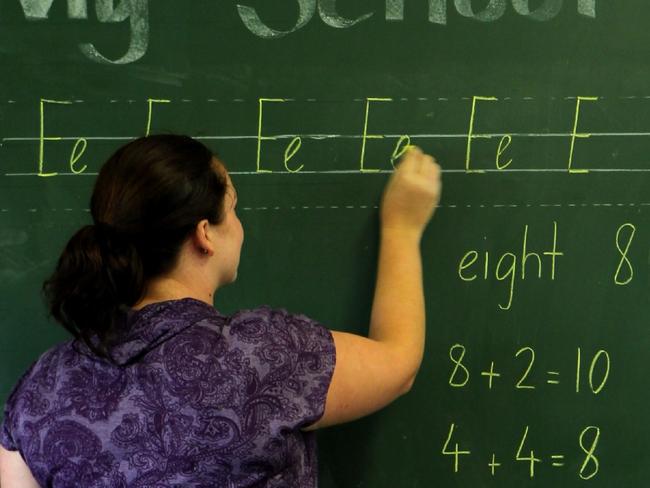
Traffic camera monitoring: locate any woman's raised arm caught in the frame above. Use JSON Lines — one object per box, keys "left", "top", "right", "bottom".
{"left": 307, "top": 147, "right": 441, "bottom": 429}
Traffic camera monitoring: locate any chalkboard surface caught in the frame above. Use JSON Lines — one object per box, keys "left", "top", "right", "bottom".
{"left": 1, "top": 1, "right": 649, "bottom": 486}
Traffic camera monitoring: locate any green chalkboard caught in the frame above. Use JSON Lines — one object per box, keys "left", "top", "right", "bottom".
{"left": 1, "top": 1, "right": 650, "bottom": 486}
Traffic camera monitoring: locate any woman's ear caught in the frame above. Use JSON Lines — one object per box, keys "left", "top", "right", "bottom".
{"left": 193, "top": 219, "right": 215, "bottom": 256}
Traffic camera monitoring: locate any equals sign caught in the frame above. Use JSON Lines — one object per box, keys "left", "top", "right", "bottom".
{"left": 546, "top": 371, "right": 560, "bottom": 385}
{"left": 551, "top": 455, "right": 565, "bottom": 467}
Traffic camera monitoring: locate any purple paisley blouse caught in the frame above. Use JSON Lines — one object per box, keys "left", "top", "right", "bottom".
{"left": 0, "top": 298, "right": 336, "bottom": 487}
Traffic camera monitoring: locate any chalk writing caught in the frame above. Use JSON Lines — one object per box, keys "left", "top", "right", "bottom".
{"left": 587, "top": 350, "right": 610, "bottom": 394}
{"left": 10, "top": 95, "right": 650, "bottom": 175}
{"left": 515, "top": 347, "right": 535, "bottom": 389}
{"left": 512, "top": 0, "right": 562, "bottom": 21}
{"left": 488, "top": 454, "right": 501, "bottom": 475}
{"left": 360, "top": 98, "right": 392, "bottom": 173}
{"left": 256, "top": 98, "right": 287, "bottom": 173}
{"left": 38, "top": 99, "right": 69, "bottom": 177}
{"left": 449, "top": 344, "right": 470, "bottom": 387}
{"left": 457, "top": 222, "right": 563, "bottom": 310}
{"left": 16, "top": 2, "right": 598, "bottom": 63}
{"left": 449, "top": 344, "right": 611, "bottom": 393}
{"left": 516, "top": 426, "right": 541, "bottom": 478}
{"left": 441, "top": 422, "right": 603, "bottom": 479}
{"left": 284, "top": 137, "right": 304, "bottom": 173}
{"left": 579, "top": 426, "right": 600, "bottom": 480}
{"left": 38, "top": 99, "right": 86, "bottom": 178}
{"left": 20, "top": 0, "right": 149, "bottom": 64}
{"left": 442, "top": 423, "right": 471, "bottom": 473}
{"left": 19, "top": 0, "right": 86, "bottom": 19}
{"left": 69, "top": 138, "right": 87, "bottom": 174}
{"left": 465, "top": 96, "right": 497, "bottom": 173}
{"left": 237, "top": 0, "right": 316, "bottom": 39}
{"left": 480, "top": 361, "right": 500, "bottom": 389}
{"left": 390, "top": 136, "right": 411, "bottom": 168}
{"left": 318, "top": 0, "right": 373, "bottom": 28}
{"left": 614, "top": 223, "right": 635, "bottom": 285}
{"left": 238, "top": 0, "right": 599, "bottom": 37}
{"left": 496, "top": 134, "right": 513, "bottom": 169}
{"left": 146, "top": 98, "right": 170, "bottom": 136}
{"left": 568, "top": 96, "right": 598, "bottom": 173}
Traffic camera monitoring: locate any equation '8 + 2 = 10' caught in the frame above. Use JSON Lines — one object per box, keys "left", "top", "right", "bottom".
{"left": 448, "top": 345, "right": 610, "bottom": 393}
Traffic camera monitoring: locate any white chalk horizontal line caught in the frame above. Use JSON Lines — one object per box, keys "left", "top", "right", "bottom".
{"left": 10, "top": 96, "right": 650, "bottom": 106}
{"left": 4, "top": 136, "right": 136, "bottom": 142}
{"left": 7, "top": 168, "right": 650, "bottom": 177}
{"left": 4, "top": 170, "right": 394, "bottom": 176}
{"left": 3, "top": 203, "right": 650, "bottom": 213}
{"left": 5, "top": 172, "right": 100, "bottom": 176}
{"left": 6, "top": 132, "right": 650, "bottom": 143}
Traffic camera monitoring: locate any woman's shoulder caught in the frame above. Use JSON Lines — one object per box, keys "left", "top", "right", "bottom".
{"left": 12, "top": 340, "right": 76, "bottom": 390}
{"left": 219, "top": 306, "right": 334, "bottom": 353}
{"left": 2, "top": 340, "right": 75, "bottom": 424}
{"left": 226, "top": 305, "right": 322, "bottom": 326}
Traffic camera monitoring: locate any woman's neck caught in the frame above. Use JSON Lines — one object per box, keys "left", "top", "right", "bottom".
{"left": 132, "top": 277, "right": 213, "bottom": 310}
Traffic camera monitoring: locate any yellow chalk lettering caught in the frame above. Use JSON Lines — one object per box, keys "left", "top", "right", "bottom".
{"left": 390, "top": 135, "right": 411, "bottom": 168}
{"left": 484, "top": 251, "right": 489, "bottom": 279}
{"left": 588, "top": 350, "right": 610, "bottom": 394}
{"left": 515, "top": 425, "right": 541, "bottom": 478}
{"left": 480, "top": 361, "right": 501, "bottom": 389}
{"left": 515, "top": 346, "right": 536, "bottom": 389}
{"left": 579, "top": 426, "right": 600, "bottom": 480}
{"left": 489, "top": 454, "right": 501, "bottom": 476}
{"left": 39, "top": 98, "right": 73, "bottom": 177}
{"left": 360, "top": 97, "right": 392, "bottom": 173}
{"left": 614, "top": 222, "right": 635, "bottom": 285}
{"left": 69, "top": 138, "right": 88, "bottom": 174}
{"left": 543, "top": 221, "right": 563, "bottom": 280}
{"left": 522, "top": 225, "right": 542, "bottom": 279}
{"left": 576, "top": 347, "right": 582, "bottom": 393}
{"left": 466, "top": 96, "right": 497, "bottom": 173}
{"left": 441, "top": 423, "right": 471, "bottom": 473}
{"left": 284, "top": 136, "right": 303, "bottom": 173}
{"left": 496, "top": 252, "right": 516, "bottom": 310}
{"left": 458, "top": 251, "right": 479, "bottom": 281}
{"left": 459, "top": 224, "right": 562, "bottom": 310}
{"left": 496, "top": 134, "right": 513, "bottom": 170}
{"left": 448, "top": 344, "right": 470, "bottom": 388}
{"left": 257, "top": 98, "right": 285, "bottom": 173}
{"left": 146, "top": 98, "right": 170, "bottom": 136}
{"left": 568, "top": 96, "right": 598, "bottom": 173}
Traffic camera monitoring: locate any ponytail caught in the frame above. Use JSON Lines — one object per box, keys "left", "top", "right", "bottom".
{"left": 43, "top": 224, "right": 145, "bottom": 360}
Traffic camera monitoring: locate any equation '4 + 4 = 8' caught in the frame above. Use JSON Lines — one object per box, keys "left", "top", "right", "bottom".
{"left": 442, "top": 423, "right": 601, "bottom": 480}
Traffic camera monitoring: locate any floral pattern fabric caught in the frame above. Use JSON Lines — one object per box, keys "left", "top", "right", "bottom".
{"left": 0, "top": 298, "right": 336, "bottom": 487}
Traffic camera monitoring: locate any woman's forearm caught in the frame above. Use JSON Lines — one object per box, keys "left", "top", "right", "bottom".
{"left": 368, "top": 229, "right": 425, "bottom": 391}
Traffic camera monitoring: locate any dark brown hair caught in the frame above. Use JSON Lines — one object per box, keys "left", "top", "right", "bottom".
{"left": 43, "top": 135, "right": 227, "bottom": 361}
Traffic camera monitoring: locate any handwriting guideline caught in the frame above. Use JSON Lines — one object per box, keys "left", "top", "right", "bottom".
{"left": 8, "top": 95, "right": 650, "bottom": 177}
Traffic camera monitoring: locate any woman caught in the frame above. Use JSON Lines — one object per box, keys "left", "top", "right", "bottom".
{"left": 0, "top": 135, "right": 441, "bottom": 487}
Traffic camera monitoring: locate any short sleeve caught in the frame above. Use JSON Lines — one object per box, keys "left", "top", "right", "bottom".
{"left": 0, "top": 386, "right": 22, "bottom": 451}
{"left": 227, "top": 307, "right": 336, "bottom": 428}
{"left": 0, "top": 406, "right": 17, "bottom": 450}
{"left": 0, "top": 362, "right": 38, "bottom": 451}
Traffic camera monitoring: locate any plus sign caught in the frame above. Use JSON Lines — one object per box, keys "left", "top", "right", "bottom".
{"left": 489, "top": 454, "right": 501, "bottom": 476}
{"left": 481, "top": 361, "right": 501, "bottom": 389}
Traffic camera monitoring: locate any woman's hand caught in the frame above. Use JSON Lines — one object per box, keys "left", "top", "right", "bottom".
{"left": 381, "top": 146, "right": 442, "bottom": 240}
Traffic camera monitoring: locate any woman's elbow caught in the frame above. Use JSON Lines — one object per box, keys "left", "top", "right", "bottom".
{"left": 398, "top": 374, "right": 417, "bottom": 396}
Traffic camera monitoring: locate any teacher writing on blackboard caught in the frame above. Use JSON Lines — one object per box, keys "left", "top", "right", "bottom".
{"left": 0, "top": 135, "right": 441, "bottom": 487}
